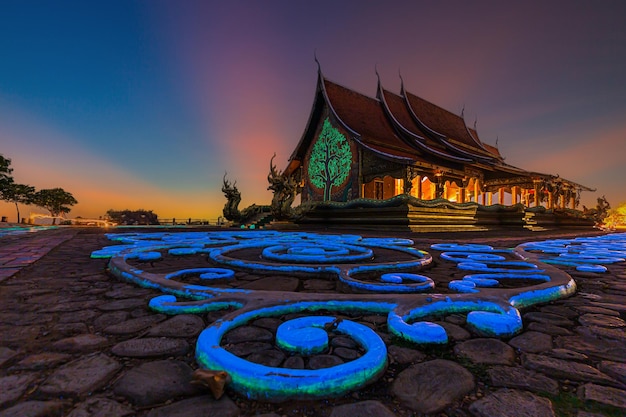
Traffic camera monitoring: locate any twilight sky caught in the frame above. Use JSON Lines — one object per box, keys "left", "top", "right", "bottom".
{"left": 1, "top": 1, "right": 625, "bottom": 221}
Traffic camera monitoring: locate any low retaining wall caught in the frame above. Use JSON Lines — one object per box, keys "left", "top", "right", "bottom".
{"left": 295, "top": 196, "right": 594, "bottom": 232}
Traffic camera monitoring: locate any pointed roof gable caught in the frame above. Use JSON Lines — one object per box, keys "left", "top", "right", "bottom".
{"left": 322, "top": 78, "right": 420, "bottom": 161}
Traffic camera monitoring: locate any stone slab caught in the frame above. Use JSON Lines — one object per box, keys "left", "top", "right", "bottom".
{"left": 555, "top": 335, "right": 626, "bottom": 362}
{"left": 146, "top": 314, "right": 205, "bottom": 338}
{"left": 114, "top": 360, "right": 201, "bottom": 406}
{"left": 66, "top": 397, "right": 134, "bottom": 417}
{"left": 578, "top": 383, "right": 626, "bottom": 410}
{"left": 524, "top": 312, "right": 574, "bottom": 327}
{"left": 508, "top": 331, "right": 553, "bottom": 353}
{"left": 469, "top": 388, "right": 555, "bottom": 417}
{"left": 38, "top": 353, "right": 121, "bottom": 398}
{"left": 94, "top": 311, "right": 129, "bottom": 330}
{"left": 111, "top": 337, "right": 189, "bottom": 358}
{"left": 0, "top": 400, "right": 66, "bottom": 417}
{"left": 578, "top": 313, "right": 626, "bottom": 328}
{"left": 103, "top": 314, "right": 166, "bottom": 335}
{"left": 0, "top": 373, "right": 38, "bottom": 408}
{"left": 329, "top": 400, "right": 397, "bottom": 417}
{"left": 0, "top": 346, "right": 18, "bottom": 367}
{"left": 454, "top": 338, "right": 516, "bottom": 365}
{"left": 523, "top": 353, "right": 621, "bottom": 387}
{"left": 599, "top": 361, "right": 626, "bottom": 385}
{"left": 527, "top": 321, "right": 572, "bottom": 336}
{"left": 98, "top": 298, "right": 147, "bottom": 311}
{"left": 487, "top": 365, "right": 559, "bottom": 395}
{"left": 387, "top": 345, "right": 426, "bottom": 365}
{"left": 391, "top": 359, "right": 474, "bottom": 414}
{"left": 239, "top": 276, "right": 300, "bottom": 291}
{"left": 50, "top": 334, "right": 109, "bottom": 353}
{"left": 12, "top": 352, "right": 72, "bottom": 370}
{"left": 223, "top": 325, "right": 273, "bottom": 344}
{"left": 145, "top": 395, "right": 240, "bottom": 417}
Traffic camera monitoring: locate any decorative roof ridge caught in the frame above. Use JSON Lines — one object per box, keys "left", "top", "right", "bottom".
{"left": 461, "top": 114, "right": 502, "bottom": 159}
{"left": 352, "top": 136, "right": 415, "bottom": 163}
{"left": 377, "top": 83, "right": 472, "bottom": 163}
{"left": 403, "top": 89, "right": 495, "bottom": 161}
{"left": 401, "top": 90, "right": 448, "bottom": 141}
{"left": 319, "top": 76, "right": 362, "bottom": 138}
{"left": 401, "top": 89, "right": 495, "bottom": 163}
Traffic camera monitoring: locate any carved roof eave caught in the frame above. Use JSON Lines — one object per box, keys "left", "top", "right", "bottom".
{"left": 400, "top": 89, "right": 495, "bottom": 164}
{"left": 439, "top": 137, "right": 496, "bottom": 164}
{"left": 484, "top": 171, "right": 595, "bottom": 192}
{"left": 377, "top": 83, "right": 472, "bottom": 164}
{"left": 319, "top": 72, "right": 361, "bottom": 139}
{"left": 530, "top": 174, "right": 596, "bottom": 192}
{"left": 461, "top": 117, "right": 501, "bottom": 158}
{"left": 356, "top": 139, "right": 415, "bottom": 164}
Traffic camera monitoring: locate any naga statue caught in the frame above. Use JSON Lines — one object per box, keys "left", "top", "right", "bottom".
{"left": 221, "top": 172, "right": 268, "bottom": 225}
{"left": 221, "top": 173, "right": 242, "bottom": 222}
{"left": 267, "top": 154, "right": 300, "bottom": 220}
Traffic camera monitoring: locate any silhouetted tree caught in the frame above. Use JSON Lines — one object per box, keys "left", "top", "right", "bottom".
{"left": 34, "top": 188, "right": 78, "bottom": 224}
{"left": 0, "top": 154, "right": 14, "bottom": 191}
{"left": 2, "top": 182, "right": 35, "bottom": 223}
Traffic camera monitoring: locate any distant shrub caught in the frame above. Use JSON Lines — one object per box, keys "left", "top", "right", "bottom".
{"left": 105, "top": 209, "right": 159, "bottom": 225}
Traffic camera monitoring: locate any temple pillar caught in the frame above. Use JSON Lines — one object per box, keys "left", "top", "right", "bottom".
{"left": 498, "top": 188, "right": 505, "bottom": 205}
{"left": 511, "top": 186, "right": 518, "bottom": 205}
{"left": 459, "top": 187, "right": 465, "bottom": 203}
{"left": 548, "top": 192, "right": 554, "bottom": 210}
{"left": 533, "top": 181, "right": 540, "bottom": 207}
{"left": 487, "top": 191, "right": 492, "bottom": 205}
{"left": 435, "top": 172, "right": 444, "bottom": 199}
{"left": 474, "top": 180, "right": 480, "bottom": 204}
{"left": 416, "top": 176, "right": 422, "bottom": 199}
{"left": 570, "top": 191, "right": 576, "bottom": 209}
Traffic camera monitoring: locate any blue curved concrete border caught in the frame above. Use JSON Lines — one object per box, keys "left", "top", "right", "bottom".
{"left": 92, "top": 230, "right": 626, "bottom": 402}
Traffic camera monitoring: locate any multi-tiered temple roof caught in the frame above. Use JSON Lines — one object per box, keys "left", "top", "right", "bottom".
{"left": 285, "top": 66, "right": 593, "bottom": 207}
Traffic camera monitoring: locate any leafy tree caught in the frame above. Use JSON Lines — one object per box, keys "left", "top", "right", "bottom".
{"left": 33, "top": 188, "right": 78, "bottom": 224}
{"left": 2, "top": 182, "right": 35, "bottom": 223}
{"left": 307, "top": 118, "right": 352, "bottom": 201}
{"left": 0, "top": 154, "right": 14, "bottom": 191}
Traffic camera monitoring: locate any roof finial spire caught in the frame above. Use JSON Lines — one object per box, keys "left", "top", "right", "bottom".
{"left": 474, "top": 116, "right": 477, "bottom": 130}
{"left": 398, "top": 68, "right": 405, "bottom": 95}
{"left": 461, "top": 103, "right": 465, "bottom": 118}
{"left": 314, "top": 49, "right": 321, "bottom": 73}
{"left": 375, "top": 63, "right": 381, "bottom": 89}
{"left": 496, "top": 136, "right": 499, "bottom": 147}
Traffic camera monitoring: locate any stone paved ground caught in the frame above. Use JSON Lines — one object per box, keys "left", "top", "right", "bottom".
{"left": 0, "top": 226, "right": 625, "bottom": 417}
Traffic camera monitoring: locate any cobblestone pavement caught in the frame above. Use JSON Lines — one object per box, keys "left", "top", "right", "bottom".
{"left": 0, "top": 227, "right": 625, "bottom": 417}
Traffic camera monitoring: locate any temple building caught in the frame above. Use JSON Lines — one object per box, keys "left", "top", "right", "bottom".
{"left": 283, "top": 67, "right": 593, "bottom": 214}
